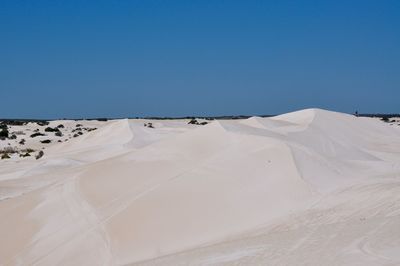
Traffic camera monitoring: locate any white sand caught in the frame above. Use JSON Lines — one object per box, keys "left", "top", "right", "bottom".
{"left": 1, "top": 109, "right": 400, "bottom": 265}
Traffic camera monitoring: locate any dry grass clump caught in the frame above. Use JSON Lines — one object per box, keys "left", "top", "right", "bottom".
{"left": 0, "top": 146, "right": 18, "bottom": 154}
{"left": 0, "top": 146, "right": 18, "bottom": 159}
{"left": 12, "top": 131, "right": 25, "bottom": 135}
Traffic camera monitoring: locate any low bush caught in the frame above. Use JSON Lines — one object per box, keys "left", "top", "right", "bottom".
{"left": 188, "top": 119, "right": 208, "bottom": 125}
{"left": 188, "top": 119, "right": 198, "bottom": 125}
{"left": 30, "top": 132, "right": 46, "bottom": 138}
{"left": 35, "top": 150, "right": 44, "bottom": 160}
{"left": 1, "top": 153, "right": 10, "bottom": 159}
{"left": 0, "top": 128, "right": 9, "bottom": 139}
{"left": 36, "top": 121, "right": 49, "bottom": 126}
{"left": 55, "top": 131, "right": 63, "bottom": 137}
{"left": 45, "top": 127, "right": 60, "bottom": 132}
{"left": 19, "top": 139, "right": 26, "bottom": 145}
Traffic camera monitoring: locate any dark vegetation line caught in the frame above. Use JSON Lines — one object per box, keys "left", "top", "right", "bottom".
{"left": 357, "top": 114, "right": 400, "bottom": 118}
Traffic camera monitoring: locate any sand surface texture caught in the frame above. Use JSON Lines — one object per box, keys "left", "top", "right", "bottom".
{"left": 1, "top": 109, "right": 400, "bottom": 265}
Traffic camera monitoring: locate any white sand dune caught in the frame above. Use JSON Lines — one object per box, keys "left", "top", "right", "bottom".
{"left": 1, "top": 109, "right": 400, "bottom": 265}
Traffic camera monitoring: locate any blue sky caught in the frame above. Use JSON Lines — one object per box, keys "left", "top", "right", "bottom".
{"left": 1, "top": 0, "right": 399, "bottom": 118}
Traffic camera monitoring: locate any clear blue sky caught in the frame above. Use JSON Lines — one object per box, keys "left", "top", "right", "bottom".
{"left": 1, "top": 0, "right": 399, "bottom": 118}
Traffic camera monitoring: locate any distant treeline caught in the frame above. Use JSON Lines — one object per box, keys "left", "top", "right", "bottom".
{"left": 0, "top": 118, "right": 108, "bottom": 126}
{"left": 0, "top": 114, "right": 398, "bottom": 125}
{"left": 357, "top": 114, "right": 400, "bottom": 118}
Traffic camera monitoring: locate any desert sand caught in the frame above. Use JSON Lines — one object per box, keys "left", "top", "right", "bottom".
{"left": 1, "top": 109, "right": 400, "bottom": 265}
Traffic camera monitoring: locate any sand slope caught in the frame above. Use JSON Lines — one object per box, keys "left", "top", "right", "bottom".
{"left": 1, "top": 109, "right": 400, "bottom": 265}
